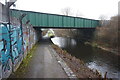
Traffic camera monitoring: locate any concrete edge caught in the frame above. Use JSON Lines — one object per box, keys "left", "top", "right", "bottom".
{"left": 49, "top": 45, "right": 78, "bottom": 79}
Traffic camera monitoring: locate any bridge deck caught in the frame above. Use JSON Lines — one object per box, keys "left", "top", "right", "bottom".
{"left": 10, "top": 9, "right": 100, "bottom": 28}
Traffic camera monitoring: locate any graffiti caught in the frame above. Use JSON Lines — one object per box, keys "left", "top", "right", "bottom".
{"left": 0, "top": 20, "right": 37, "bottom": 78}
{"left": 0, "top": 25, "right": 2, "bottom": 78}
{"left": 0, "top": 24, "right": 12, "bottom": 78}
{"left": 11, "top": 25, "right": 23, "bottom": 65}
{"left": 23, "top": 25, "right": 30, "bottom": 54}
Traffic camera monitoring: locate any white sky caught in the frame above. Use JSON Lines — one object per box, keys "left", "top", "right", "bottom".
{"left": 1, "top": 0, "right": 120, "bottom": 20}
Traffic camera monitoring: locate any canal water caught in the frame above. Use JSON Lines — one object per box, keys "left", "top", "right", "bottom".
{"left": 51, "top": 37, "right": 120, "bottom": 79}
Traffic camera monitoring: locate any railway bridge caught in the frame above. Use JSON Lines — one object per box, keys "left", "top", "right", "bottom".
{"left": 11, "top": 9, "right": 100, "bottom": 28}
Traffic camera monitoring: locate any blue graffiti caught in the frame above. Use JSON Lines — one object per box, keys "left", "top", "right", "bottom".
{"left": 11, "top": 25, "right": 23, "bottom": 64}
{"left": 0, "top": 24, "right": 11, "bottom": 73}
{"left": 0, "top": 22, "right": 37, "bottom": 78}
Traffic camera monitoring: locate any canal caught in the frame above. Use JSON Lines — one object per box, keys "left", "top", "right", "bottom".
{"left": 51, "top": 37, "right": 120, "bottom": 79}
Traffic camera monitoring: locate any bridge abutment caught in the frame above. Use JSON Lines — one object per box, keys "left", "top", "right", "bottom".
{"left": 34, "top": 27, "right": 42, "bottom": 41}
{"left": 75, "top": 28, "right": 96, "bottom": 42}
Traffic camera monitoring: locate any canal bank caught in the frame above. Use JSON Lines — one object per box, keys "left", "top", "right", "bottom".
{"left": 51, "top": 37, "right": 120, "bottom": 79}
{"left": 51, "top": 44, "right": 101, "bottom": 78}
{"left": 84, "top": 42, "right": 119, "bottom": 56}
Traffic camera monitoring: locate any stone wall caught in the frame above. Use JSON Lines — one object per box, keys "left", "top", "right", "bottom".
{"left": 0, "top": 3, "right": 39, "bottom": 79}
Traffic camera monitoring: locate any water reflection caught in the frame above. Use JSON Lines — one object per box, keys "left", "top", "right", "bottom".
{"left": 51, "top": 37, "right": 76, "bottom": 48}
{"left": 51, "top": 37, "right": 120, "bottom": 79}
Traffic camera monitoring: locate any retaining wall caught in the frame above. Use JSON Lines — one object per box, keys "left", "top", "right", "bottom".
{"left": 0, "top": 17, "right": 38, "bottom": 78}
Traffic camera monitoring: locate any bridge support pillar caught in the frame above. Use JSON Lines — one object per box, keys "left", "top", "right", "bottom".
{"left": 34, "top": 28, "right": 42, "bottom": 42}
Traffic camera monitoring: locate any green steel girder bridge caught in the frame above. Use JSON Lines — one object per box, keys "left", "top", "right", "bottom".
{"left": 10, "top": 9, "right": 100, "bottom": 28}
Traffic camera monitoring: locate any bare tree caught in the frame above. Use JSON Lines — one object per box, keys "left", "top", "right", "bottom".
{"left": 99, "top": 15, "right": 108, "bottom": 26}
{"left": 76, "top": 13, "right": 83, "bottom": 17}
{"left": 61, "top": 7, "right": 72, "bottom": 16}
{"left": 76, "top": 10, "right": 83, "bottom": 17}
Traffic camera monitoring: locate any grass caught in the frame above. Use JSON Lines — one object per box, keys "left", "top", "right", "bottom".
{"left": 11, "top": 43, "right": 38, "bottom": 77}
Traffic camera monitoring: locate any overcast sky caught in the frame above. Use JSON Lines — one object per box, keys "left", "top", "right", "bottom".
{"left": 1, "top": 0, "right": 120, "bottom": 20}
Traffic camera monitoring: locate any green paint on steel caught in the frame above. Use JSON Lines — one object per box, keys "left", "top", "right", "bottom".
{"left": 10, "top": 9, "right": 100, "bottom": 28}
